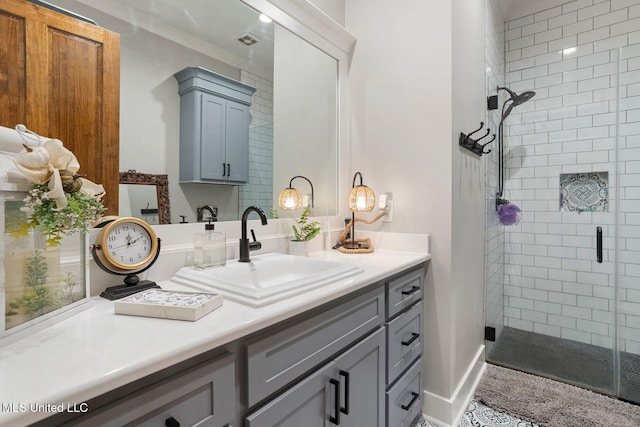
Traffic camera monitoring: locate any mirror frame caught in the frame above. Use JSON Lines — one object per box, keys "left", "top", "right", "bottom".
{"left": 119, "top": 170, "right": 171, "bottom": 224}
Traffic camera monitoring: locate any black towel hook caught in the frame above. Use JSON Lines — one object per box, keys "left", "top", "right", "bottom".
{"left": 481, "top": 134, "right": 496, "bottom": 154}
{"left": 465, "top": 122, "right": 484, "bottom": 143}
{"left": 475, "top": 128, "right": 491, "bottom": 143}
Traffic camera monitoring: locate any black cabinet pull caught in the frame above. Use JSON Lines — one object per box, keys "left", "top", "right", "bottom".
{"left": 402, "top": 332, "right": 420, "bottom": 346}
{"left": 596, "top": 226, "right": 603, "bottom": 263}
{"left": 402, "top": 286, "right": 420, "bottom": 296}
{"left": 165, "top": 417, "right": 180, "bottom": 427}
{"left": 329, "top": 378, "right": 341, "bottom": 425}
{"left": 401, "top": 392, "right": 419, "bottom": 411}
{"left": 222, "top": 162, "right": 227, "bottom": 176}
{"left": 227, "top": 163, "right": 231, "bottom": 177}
{"left": 339, "top": 370, "right": 350, "bottom": 415}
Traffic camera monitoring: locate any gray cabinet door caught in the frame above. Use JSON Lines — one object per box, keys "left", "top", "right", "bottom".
{"left": 334, "top": 327, "right": 386, "bottom": 427}
{"left": 200, "top": 93, "right": 226, "bottom": 181}
{"left": 245, "top": 361, "right": 335, "bottom": 427}
{"left": 224, "top": 100, "right": 250, "bottom": 183}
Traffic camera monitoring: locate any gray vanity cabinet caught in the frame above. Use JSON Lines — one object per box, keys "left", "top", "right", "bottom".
{"left": 245, "top": 327, "right": 385, "bottom": 427}
{"left": 174, "top": 67, "right": 255, "bottom": 184}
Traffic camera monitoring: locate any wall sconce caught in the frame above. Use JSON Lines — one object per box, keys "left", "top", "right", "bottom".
{"left": 337, "top": 172, "right": 387, "bottom": 253}
{"left": 278, "top": 175, "right": 314, "bottom": 211}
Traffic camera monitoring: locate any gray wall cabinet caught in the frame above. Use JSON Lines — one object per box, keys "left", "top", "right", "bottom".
{"left": 37, "top": 263, "right": 426, "bottom": 427}
{"left": 174, "top": 67, "right": 255, "bottom": 184}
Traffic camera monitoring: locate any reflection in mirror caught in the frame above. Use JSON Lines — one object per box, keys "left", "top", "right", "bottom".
{"left": 119, "top": 171, "right": 171, "bottom": 224}
{"left": 47, "top": 0, "right": 338, "bottom": 222}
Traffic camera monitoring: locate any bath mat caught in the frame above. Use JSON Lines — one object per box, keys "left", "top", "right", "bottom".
{"left": 475, "top": 364, "right": 640, "bottom": 427}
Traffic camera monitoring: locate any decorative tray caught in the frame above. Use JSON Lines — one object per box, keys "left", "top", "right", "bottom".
{"left": 114, "top": 289, "right": 223, "bottom": 321}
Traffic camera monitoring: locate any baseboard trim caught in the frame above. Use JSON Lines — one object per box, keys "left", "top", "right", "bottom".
{"left": 422, "top": 345, "right": 486, "bottom": 426}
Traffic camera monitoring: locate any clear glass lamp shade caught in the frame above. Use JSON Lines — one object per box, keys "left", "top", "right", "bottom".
{"left": 348, "top": 185, "right": 375, "bottom": 212}
{"left": 279, "top": 187, "right": 303, "bottom": 210}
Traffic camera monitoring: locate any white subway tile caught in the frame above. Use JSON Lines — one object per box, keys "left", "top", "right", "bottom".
{"left": 536, "top": 50, "right": 564, "bottom": 66}
{"left": 537, "top": 279, "right": 563, "bottom": 292}
{"left": 550, "top": 10, "right": 579, "bottom": 28}
{"left": 548, "top": 313, "right": 577, "bottom": 328}
{"left": 579, "top": 76, "right": 612, "bottom": 91}
{"left": 506, "top": 27, "right": 523, "bottom": 41}
{"left": 578, "top": 26, "right": 611, "bottom": 44}
{"left": 509, "top": 15, "right": 535, "bottom": 30}
{"left": 536, "top": 27, "right": 564, "bottom": 44}
{"left": 594, "top": 34, "right": 628, "bottom": 52}
{"left": 510, "top": 35, "right": 536, "bottom": 51}
{"left": 578, "top": 51, "right": 611, "bottom": 68}
{"left": 631, "top": 4, "right": 640, "bottom": 18}
{"left": 523, "top": 20, "right": 549, "bottom": 37}
{"left": 593, "top": 112, "right": 617, "bottom": 125}
{"left": 549, "top": 268, "right": 577, "bottom": 281}
{"left": 593, "top": 87, "right": 616, "bottom": 102}
{"left": 594, "top": 9, "right": 628, "bottom": 28}
{"left": 551, "top": 59, "right": 579, "bottom": 76}
{"left": 536, "top": 119, "right": 563, "bottom": 132}
{"left": 536, "top": 6, "right": 563, "bottom": 22}
{"left": 594, "top": 62, "right": 617, "bottom": 77}
{"left": 523, "top": 265, "right": 549, "bottom": 278}
{"left": 578, "top": 295, "right": 610, "bottom": 311}
{"left": 523, "top": 132, "right": 550, "bottom": 144}
{"left": 506, "top": 70, "right": 522, "bottom": 83}
{"left": 564, "top": 18, "right": 594, "bottom": 37}
{"left": 509, "top": 57, "right": 536, "bottom": 71}
{"left": 535, "top": 300, "right": 562, "bottom": 314}
{"left": 622, "top": 70, "right": 640, "bottom": 86}
{"left": 536, "top": 96, "right": 565, "bottom": 111}
{"left": 535, "top": 166, "right": 563, "bottom": 177}
{"left": 564, "top": 0, "right": 595, "bottom": 15}
{"left": 564, "top": 139, "right": 594, "bottom": 152}
{"left": 564, "top": 91, "right": 594, "bottom": 106}
{"left": 562, "top": 328, "right": 593, "bottom": 343}
{"left": 578, "top": 1, "right": 611, "bottom": 21}
{"left": 549, "top": 106, "right": 578, "bottom": 119}
{"left": 506, "top": 49, "right": 523, "bottom": 62}
{"left": 577, "top": 101, "right": 609, "bottom": 115}
{"left": 523, "top": 43, "right": 550, "bottom": 59}
{"left": 611, "top": 17, "right": 640, "bottom": 36}
{"left": 549, "top": 35, "right": 579, "bottom": 52}
{"left": 536, "top": 234, "right": 564, "bottom": 246}
{"left": 549, "top": 246, "right": 578, "bottom": 258}
{"left": 577, "top": 318, "right": 609, "bottom": 334}
{"left": 577, "top": 149, "right": 609, "bottom": 163}
{"left": 550, "top": 152, "right": 578, "bottom": 165}
{"left": 564, "top": 115, "right": 593, "bottom": 129}
{"left": 550, "top": 129, "right": 578, "bottom": 141}
{"left": 620, "top": 95, "right": 640, "bottom": 110}
{"left": 621, "top": 122, "right": 640, "bottom": 136}
{"left": 611, "top": 0, "right": 640, "bottom": 11}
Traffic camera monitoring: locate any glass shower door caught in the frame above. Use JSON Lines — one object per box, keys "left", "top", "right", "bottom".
{"left": 616, "top": 42, "right": 640, "bottom": 404}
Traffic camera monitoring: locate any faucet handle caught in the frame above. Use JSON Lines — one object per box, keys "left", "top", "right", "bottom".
{"left": 249, "top": 229, "right": 262, "bottom": 251}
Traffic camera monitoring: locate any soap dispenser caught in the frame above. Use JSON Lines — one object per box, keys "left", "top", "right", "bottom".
{"left": 193, "top": 219, "right": 226, "bottom": 269}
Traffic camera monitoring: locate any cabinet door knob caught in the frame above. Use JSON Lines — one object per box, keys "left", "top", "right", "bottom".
{"left": 222, "top": 162, "right": 227, "bottom": 176}
{"left": 165, "top": 416, "right": 180, "bottom": 427}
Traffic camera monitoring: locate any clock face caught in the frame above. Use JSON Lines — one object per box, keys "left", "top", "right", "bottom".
{"left": 98, "top": 217, "right": 158, "bottom": 272}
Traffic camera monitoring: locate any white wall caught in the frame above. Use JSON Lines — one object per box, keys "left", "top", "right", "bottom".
{"left": 345, "top": 0, "right": 487, "bottom": 424}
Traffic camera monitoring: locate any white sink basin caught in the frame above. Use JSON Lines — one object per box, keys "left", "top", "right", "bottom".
{"left": 170, "top": 252, "right": 363, "bottom": 307}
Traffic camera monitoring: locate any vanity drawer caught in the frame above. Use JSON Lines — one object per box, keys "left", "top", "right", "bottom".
{"left": 386, "top": 267, "right": 424, "bottom": 320}
{"left": 67, "top": 353, "right": 235, "bottom": 427}
{"left": 386, "top": 358, "right": 422, "bottom": 427}
{"left": 246, "top": 286, "right": 384, "bottom": 407}
{"left": 387, "top": 300, "right": 423, "bottom": 384}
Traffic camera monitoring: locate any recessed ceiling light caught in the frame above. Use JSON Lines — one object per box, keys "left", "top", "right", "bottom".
{"left": 259, "top": 14, "right": 272, "bottom": 23}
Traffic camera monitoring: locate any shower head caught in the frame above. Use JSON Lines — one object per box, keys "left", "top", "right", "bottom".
{"left": 497, "top": 86, "right": 536, "bottom": 123}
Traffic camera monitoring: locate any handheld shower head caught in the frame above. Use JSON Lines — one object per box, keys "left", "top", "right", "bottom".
{"left": 497, "top": 86, "right": 536, "bottom": 123}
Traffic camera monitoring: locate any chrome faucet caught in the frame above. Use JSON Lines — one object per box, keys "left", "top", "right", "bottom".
{"left": 239, "top": 206, "right": 268, "bottom": 262}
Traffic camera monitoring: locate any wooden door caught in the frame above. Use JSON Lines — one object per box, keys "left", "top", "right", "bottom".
{"left": 0, "top": 0, "right": 120, "bottom": 215}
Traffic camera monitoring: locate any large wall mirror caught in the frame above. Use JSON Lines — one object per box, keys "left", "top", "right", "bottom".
{"left": 47, "top": 0, "right": 342, "bottom": 223}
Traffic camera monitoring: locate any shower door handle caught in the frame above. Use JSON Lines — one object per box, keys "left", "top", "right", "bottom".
{"left": 596, "top": 226, "right": 603, "bottom": 264}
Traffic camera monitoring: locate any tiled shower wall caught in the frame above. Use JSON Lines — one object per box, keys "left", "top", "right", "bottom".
{"left": 485, "top": 0, "right": 506, "bottom": 342}
{"left": 503, "top": 0, "right": 640, "bottom": 353}
{"left": 240, "top": 70, "right": 274, "bottom": 215}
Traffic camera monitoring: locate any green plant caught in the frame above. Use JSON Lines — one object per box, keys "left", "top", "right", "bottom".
{"left": 291, "top": 207, "right": 320, "bottom": 241}
{"left": 59, "top": 271, "right": 79, "bottom": 303}
{"left": 18, "top": 250, "right": 53, "bottom": 316}
{"left": 12, "top": 184, "right": 104, "bottom": 247}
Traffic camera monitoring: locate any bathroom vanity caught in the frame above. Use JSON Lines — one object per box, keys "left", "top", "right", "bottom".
{"left": 0, "top": 250, "right": 428, "bottom": 427}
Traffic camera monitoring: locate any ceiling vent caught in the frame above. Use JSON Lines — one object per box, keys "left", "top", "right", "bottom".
{"left": 237, "top": 32, "right": 260, "bottom": 46}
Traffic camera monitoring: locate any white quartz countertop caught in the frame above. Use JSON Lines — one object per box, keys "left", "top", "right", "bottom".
{"left": 0, "top": 249, "right": 429, "bottom": 426}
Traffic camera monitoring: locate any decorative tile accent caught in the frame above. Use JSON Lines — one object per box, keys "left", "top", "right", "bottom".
{"left": 559, "top": 172, "right": 608, "bottom": 212}
{"left": 413, "top": 399, "right": 537, "bottom": 427}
